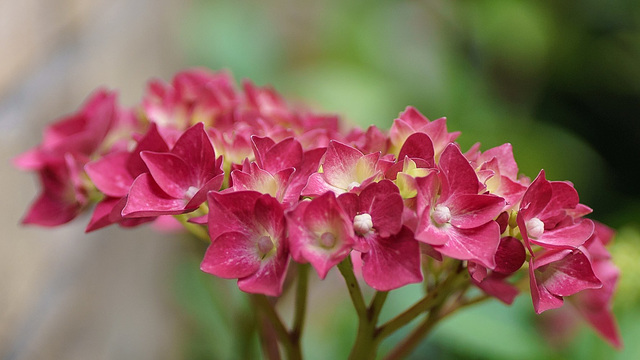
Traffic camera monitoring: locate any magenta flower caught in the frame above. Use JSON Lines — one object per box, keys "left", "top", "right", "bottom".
{"left": 415, "top": 144, "right": 505, "bottom": 268}
{"left": 201, "top": 191, "right": 289, "bottom": 296}
{"left": 529, "top": 248, "right": 602, "bottom": 314}
{"left": 14, "top": 89, "right": 117, "bottom": 171}
{"left": 517, "top": 170, "right": 594, "bottom": 251}
{"left": 122, "top": 122, "right": 223, "bottom": 217}
{"left": 469, "top": 236, "right": 526, "bottom": 304}
{"left": 302, "top": 140, "right": 383, "bottom": 196}
{"left": 569, "top": 222, "right": 622, "bottom": 348}
{"left": 236, "top": 136, "right": 324, "bottom": 206}
{"left": 389, "top": 106, "right": 459, "bottom": 159}
{"left": 287, "top": 192, "right": 356, "bottom": 279}
{"left": 84, "top": 123, "right": 170, "bottom": 230}
{"left": 20, "top": 154, "right": 88, "bottom": 226}
{"left": 339, "top": 180, "right": 422, "bottom": 291}
{"left": 466, "top": 143, "right": 527, "bottom": 210}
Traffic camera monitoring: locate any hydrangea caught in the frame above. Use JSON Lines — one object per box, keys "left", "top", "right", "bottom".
{"left": 15, "top": 68, "right": 622, "bottom": 357}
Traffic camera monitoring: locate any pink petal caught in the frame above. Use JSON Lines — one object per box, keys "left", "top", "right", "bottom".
{"left": 142, "top": 151, "right": 194, "bottom": 198}
{"left": 533, "top": 249, "right": 601, "bottom": 297}
{"left": 531, "top": 219, "right": 594, "bottom": 249}
{"left": 494, "top": 236, "right": 526, "bottom": 275}
{"left": 238, "top": 248, "right": 290, "bottom": 296}
{"left": 433, "top": 221, "right": 501, "bottom": 269}
{"left": 446, "top": 193, "right": 505, "bottom": 229}
{"left": 360, "top": 227, "right": 422, "bottom": 291}
{"left": 397, "top": 132, "right": 435, "bottom": 167}
{"left": 126, "top": 123, "right": 170, "bottom": 176}
{"left": 519, "top": 170, "right": 552, "bottom": 220}
{"left": 122, "top": 173, "right": 190, "bottom": 217}
{"left": 201, "top": 232, "right": 261, "bottom": 279}
{"left": 207, "top": 191, "right": 262, "bottom": 240}
{"left": 86, "top": 197, "right": 122, "bottom": 232}
{"left": 170, "top": 122, "right": 217, "bottom": 182}
{"left": 251, "top": 136, "right": 277, "bottom": 169}
{"left": 85, "top": 152, "right": 133, "bottom": 197}
{"left": 322, "top": 140, "right": 365, "bottom": 188}
{"left": 263, "top": 137, "right": 303, "bottom": 173}
{"left": 479, "top": 143, "right": 519, "bottom": 180}
{"left": 438, "top": 144, "right": 481, "bottom": 199}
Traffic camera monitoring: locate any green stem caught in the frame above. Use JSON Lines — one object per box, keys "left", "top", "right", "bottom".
{"left": 252, "top": 295, "right": 302, "bottom": 360}
{"left": 291, "top": 263, "right": 309, "bottom": 351}
{"left": 376, "top": 263, "right": 467, "bottom": 340}
{"left": 174, "top": 214, "right": 210, "bottom": 242}
{"left": 383, "top": 303, "right": 443, "bottom": 360}
{"left": 337, "top": 258, "right": 367, "bottom": 319}
{"left": 337, "top": 258, "right": 390, "bottom": 360}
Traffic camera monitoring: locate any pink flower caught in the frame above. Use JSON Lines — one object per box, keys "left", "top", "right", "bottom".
{"left": 122, "top": 122, "right": 223, "bottom": 217}
{"left": 389, "top": 106, "right": 459, "bottom": 159}
{"left": 302, "top": 140, "right": 384, "bottom": 196}
{"left": 201, "top": 191, "right": 289, "bottom": 296}
{"left": 20, "top": 154, "right": 88, "bottom": 226}
{"left": 517, "top": 170, "right": 594, "bottom": 251}
{"left": 287, "top": 192, "right": 356, "bottom": 279}
{"left": 14, "top": 89, "right": 117, "bottom": 171}
{"left": 338, "top": 180, "right": 422, "bottom": 291}
{"left": 568, "top": 222, "right": 622, "bottom": 348}
{"left": 415, "top": 144, "right": 505, "bottom": 268}
{"left": 529, "top": 247, "right": 602, "bottom": 314}
{"left": 84, "top": 122, "right": 169, "bottom": 231}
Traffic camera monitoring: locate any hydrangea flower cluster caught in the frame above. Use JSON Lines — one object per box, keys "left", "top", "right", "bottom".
{"left": 15, "top": 68, "right": 621, "bottom": 354}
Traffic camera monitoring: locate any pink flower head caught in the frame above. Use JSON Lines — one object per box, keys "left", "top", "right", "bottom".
{"left": 287, "top": 192, "right": 355, "bottom": 279}
{"left": 20, "top": 154, "right": 89, "bottom": 226}
{"left": 466, "top": 143, "right": 527, "bottom": 210}
{"left": 302, "top": 140, "right": 383, "bottom": 197}
{"left": 201, "top": 191, "right": 289, "bottom": 296}
{"left": 122, "top": 122, "right": 223, "bottom": 217}
{"left": 84, "top": 123, "right": 170, "bottom": 231}
{"left": 143, "top": 68, "right": 237, "bottom": 132}
{"left": 339, "top": 180, "right": 422, "bottom": 291}
{"left": 14, "top": 89, "right": 117, "bottom": 172}
{"left": 529, "top": 247, "right": 602, "bottom": 314}
{"left": 235, "top": 136, "right": 324, "bottom": 206}
{"left": 469, "top": 236, "right": 526, "bottom": 304}
{"left": 569, "top": 222, "right": 622, "bottom": 348}
{"left": 517, "top": 170, "right": 594, "bottom": 251}
{"left": 415, "top": 144, "right": 505, "bottom": 268}
{"left": 389, "top": 106, "right": 459, "bottom": 159}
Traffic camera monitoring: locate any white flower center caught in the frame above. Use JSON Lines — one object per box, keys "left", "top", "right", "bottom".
{"left": 526, "top": 218, "right": 545, "bottom": 239}
{"left": 347, "top": 182, "right": 361, "bottom": 191}
{"left": 432, "top": 204, "right": 452, "bottom": 225}
{"left": 354, "top": 213, "right": 374, "bottom": 236}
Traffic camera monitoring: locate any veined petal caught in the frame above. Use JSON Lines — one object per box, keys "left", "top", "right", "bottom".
{"left": 142, "top": 151, "right": 194, "bottom": 198}
{"left": 85, "top": 152, "right": 132, "bottom": 197}
{"left": 434, "top": 221, "right": 501, "bottom": 269}
{"left": 201, "top": 232, "right": 261, "bottom": 279}
{"left": 439, "top": 144, "right": 481, "bottom": 199}
{"left": 447, "top": 193, "right": 505, "bottom": 229}
{"left": 360, "top": 227, "right": 422, "bottom": 291}
{"left": 122, "top": 173, "right": 191, "bottom": 217}
{"left": 530, "top": 219, "right": 594, "bottom": 249}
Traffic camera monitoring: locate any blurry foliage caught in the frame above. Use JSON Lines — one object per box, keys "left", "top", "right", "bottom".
{"left": 176, "top": 0, "right": 640, "bottom": 358}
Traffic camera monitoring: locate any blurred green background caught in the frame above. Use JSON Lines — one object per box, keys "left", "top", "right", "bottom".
{"left": 175, "top": 0, "right": 640, "bottom": 359}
